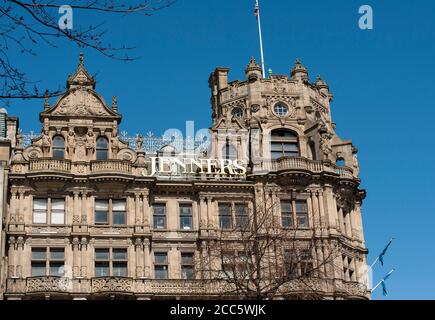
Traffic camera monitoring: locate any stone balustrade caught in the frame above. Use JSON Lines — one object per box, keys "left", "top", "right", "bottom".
{"left": 253, "top": 157, "right": 355, "bottom": 179}
{"left": 29, "top": 159, "right": 71, "bottom": 172}
{"left": 90, "top": 160, "right": 132, "bottom": 173}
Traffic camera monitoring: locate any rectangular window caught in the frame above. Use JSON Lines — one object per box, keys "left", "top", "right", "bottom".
{"left": 296, "top": 200, "right": 309, "bottom": 228}
{"left": 154, "top": 252, "right": 168, "bottom": 279}
{"left": 95, "top": 248, "right": 127, "bottom": 277}
{"left": 95, "top": 200, "right": 109, "bottom": 225}
{"left": 235, "top": 204, "right": 249, "bottom": 229}
{"left": 31, "top": 248, "right": 47, "bottom": 277}
{"left": 49, "top": 248, "right": 65, "bottom": 276}
{"left": 153, "top": 203, "right": 166, "bottom": 229}
{"left": 51, "top": 199, "right": 65, "bottom": 225}
{"left": 112, "top": 249, "right": 128, "bottom": 277}
{"left": 218, "top": 203, "right": 232, "bottom": 230}
{"left": 181, "top": 252, "right": 194, "bottom": 280}
{"left": 283, "top": 249, "right": 299, "bottom": 277}
{"left": 179, "top": 204, "right": 193, "bottom": 230}
{"left": 300, "top": 250, "right": 314, "bottom": 277}
{"left": 112, "top": 200, "right": 126, "bottom": 225}
{"left": 31, "top": 247, "right": 64, "bottom": 277}
{"left": 281, "top": 201, "right": 293, "bottom": 228}
{"left": 33, "top": 198, "right": 47, "bottom": 224}
{"left": 95, "top": 249, "right": 110, "bottom": 277}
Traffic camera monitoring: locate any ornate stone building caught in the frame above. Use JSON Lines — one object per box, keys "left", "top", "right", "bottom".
{"left": 2, "top": 55, "right": 369, "bottom": 300}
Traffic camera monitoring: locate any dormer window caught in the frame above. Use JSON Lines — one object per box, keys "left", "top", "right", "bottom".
{"left": 96, "top": 136, "right": 109, "bottom": 160}
{"left": 52, "top": 136, "right": 65, "bottom": 159}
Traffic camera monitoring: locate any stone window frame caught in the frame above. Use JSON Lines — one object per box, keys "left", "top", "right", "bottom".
{"left": 180, "top": 251, "right": 195, "bottom": 280}
{"left": 178, "top": 202, "right": 193, "bottom": 231}
{"left": 152, "top": 202, "right": 167, "bottom": 230}
{"left": 94, "top": 198, "right": 127, "bottom": 226}
{"left": 32, "top": 197, "right": 66, "bottom": 225}
{"left": 218, "top": 202, "right": 250, "bottom": 230}
{"left": 31, "top": 246, "right": 65, "bottom": 277}
{"left": 283, "top": 247, "right": 314, "bottom": 278}
{"left": 279, "top": 197, "right": 310, "bottom": 229}
{"left": 153, "top": 251, "right": 169, "bottom": 279}
{"left": 52, "top": 135, "right": 65, "bottom": 159}
{"left": 342, "top": 254, "right": 356, "bottom": 282}
{"left": 270, "top": 128, "right": 300, "bottom": 160}
{"left": 94, "top": 247, "right": 128, "bottom": 277}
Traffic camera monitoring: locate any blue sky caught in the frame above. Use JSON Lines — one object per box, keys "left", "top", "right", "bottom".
{"left": 8, "top": 0, "right": 435, "bottom": 299}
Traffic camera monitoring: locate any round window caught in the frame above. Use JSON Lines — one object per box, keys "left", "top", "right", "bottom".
{"left": 274, "top": 103, "right": 289, "bottom": 117}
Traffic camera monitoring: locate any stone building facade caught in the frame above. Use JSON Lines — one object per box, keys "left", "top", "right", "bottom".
{"left": 2, "top": 55, "right": 369, "bottom": 300}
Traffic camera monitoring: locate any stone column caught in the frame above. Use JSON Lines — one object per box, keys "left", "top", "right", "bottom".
{"left": 337, "top": 207, "right": 345, "bottom": 234}
{"left": 345, "top": 212, "right": 352, "bottom": 238}
{"left": 143, "top": 239, "right": 150, "bottom": 278}
{"left": 80, "top": 237, "right": 88, "bottom": 277}
{"left": 135, "top": 238, "right": 144, "bottom": 278}
{"left": 317, "top": 191, "right": 326, "bottom": 228}
{"left": 134, "top": 193, "right": 141, "bottom": 224}
{"left": 16, "top": 236, "right": 24, "bottom": 278}
{"left": 8, "top": 237, "right": 16, "bottom": 278}
{"left": 81, "top": 191, "right": 88, "bottom": 225}
{"left": 18, "top": 191, "right": 25, "bottom": 223}
{"left": 310, "top": 191, "right": 320, "bottom": 229}
{"left": 206, "top": 197, "right": 213, "bottom": 229}
{"left": 73, "top": 191, "right": 80, "bottom": 224}
{"left": 72, "top": 237, "right": 80, "bottom": 278}
{"left": 324, "top": 185, "right": 337, "bottom": 230}
{"left": 199, "top": 196, "right": 207, "bottom": 230}
{"left": 142, "top": 190, "right": 150, "bottom": 228}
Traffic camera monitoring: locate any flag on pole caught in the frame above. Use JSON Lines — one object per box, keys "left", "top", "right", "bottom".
{"left": 380, "top": 269, "right": 395, "bottom": 296}
{"left": 379, "top": 238, "right": 394, "bottom": 266}
{"left": 254, "top": 0, "right": 259, "bottom": 18}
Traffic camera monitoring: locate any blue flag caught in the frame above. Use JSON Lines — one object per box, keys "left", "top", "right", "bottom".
{"left": 378, "top": 238, "right": 393, "bottom": 266}
{"left": 380, "top": 269, "right": 395, "bottom": 296}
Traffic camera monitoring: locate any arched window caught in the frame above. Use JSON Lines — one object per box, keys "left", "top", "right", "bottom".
{"left": 96, "top": 136, "right": 109, "bottom": 160}
{"left": 223, "top": 142, "right": 237, "bottom": 161}
{"left": 270, "top": 129, "right": 299, "bottom": 160}
{"left": 52, "top": 135, "right": 65, "bottom": 159}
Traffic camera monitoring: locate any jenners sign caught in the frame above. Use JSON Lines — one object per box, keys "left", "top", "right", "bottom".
{"left": 141, "top": 157, "right": 247, "bottom": 177}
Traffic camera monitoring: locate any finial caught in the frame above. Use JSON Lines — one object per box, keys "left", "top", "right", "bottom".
{"left": 44, "top": 90, "right": 49, "bottom": 110}
{"left": 112, "top": 96, "right": 118, "bottom": 112}
{"left": 268, "top": 68, "right": 273, "bottom": 78}
{"left": 79, "top": 52, "right": 84, "bottom": 67}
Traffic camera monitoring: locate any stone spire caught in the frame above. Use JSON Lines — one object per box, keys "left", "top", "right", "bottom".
{"left": 291, "top": 58, "right": 309, "bottom": 82}
{"left": 112, "top": 96, "right": 118, "bottom": 113}
{"left": 245, "top": 57, "right": 262, "bottom": 81}
{"left": 66, "top": 53, "right": 96, "bottom": 89}
{"left": 315, "top": 75, "right": 329, "bottom": 95}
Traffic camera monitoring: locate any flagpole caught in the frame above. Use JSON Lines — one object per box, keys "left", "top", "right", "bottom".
{"left": 371, "top": 269, "right": 395, "bottom": 293}
{"left": 256, "top": 0, "right": 266, "bottom": 78}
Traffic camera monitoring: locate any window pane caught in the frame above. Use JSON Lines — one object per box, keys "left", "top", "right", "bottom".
{"left": 297, "top": 214, "right": 309, "bottom": 228}
{"left": 96, "top": 137, "right": 108, "bottom": 149}
{"left": 95, "top": 200, "right": 109, "bottom": 210}
{"left": 113, "top": 211, "right": 126, "bottom": 225}
{"left": 31, "top": 262, "right": 46, "bottom": 277}
{"left": 112, "top": 200, "right": 126, "bottom": 211}
{"left": 179, "top": 204, "right": 192, "bottom": 216}
{"left": 283, "top": 143, "right": 299, "bottom": 152}
{"left": 181, "top": 266, "right": 194, "bottom": 280}
{"left": 219, "top": 216, "right": 232, "bottom": 229}
{"left": 282, "top": 214, "right": 293, "bottom": 228}
{"left": 180, "top": 216, "right": 192, "bottom": 230}
{"left": 49, "top": 262, "right": 65, "bottom": 276}
{"left": 95, "top": 211, "right": 109, "bottom": 224}
{"left": 181, "top": 253, "right": 194, "bottom": 265}
{"left": 95, "top": 249, "right": 110, "bottom": 260}
{"left": 155, "top": 266, "right": 168, "bottom": 279}
{"left": 113, "top": 249, "right": 127, "bottom": 260}
{"left": 218, "top": 204, "right": 231, "bottom": 215}
{"left": 33, "top": 199, "right": 47, "bottom": 224}
{"left": 281, "top": 201, "right": 292, "bottom": 213}
{"left": 51, "top": 199, "right": 65, "bottom": 210}
{"left": 153, "top": 216, "right": 166, "bottom": 229}
{"left": 153, "top": 204, "right": 166, "bottom": 215}
{"left": 51, "top": 210, "right": 65, "bottom": 224}
{"left": 32, "top": 248, "right": 47, "bottom": 260}
{"left": 95, "top": 262, "right": 109, "bottom": 277}
{"left": 154, "top": 253, "right": 167, "bottom": 265}
{"left": 113, "top": 262, "right": 128, "bottom": 277}
{"left": 53, "top": 149, "right": 65, "bottom": 159}
{"left": 296, "top": 201, "right": 307, "bottom": 212}
{"left": 271, "top": 151, "right": 284, "bottom": 160}
{"left": 50, "top": 248, "right": 64, "bottom": 260}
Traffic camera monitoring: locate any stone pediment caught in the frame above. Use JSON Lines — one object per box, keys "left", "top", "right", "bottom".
{"left": 212, "top": 117, "right": 246, "bottom": 131}
{"left": 43, "top": 89, "right": 116, "bottom": 118}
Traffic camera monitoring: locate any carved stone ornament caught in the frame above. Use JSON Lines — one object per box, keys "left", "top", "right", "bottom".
{"left": 53, "top": 90, "right": 110, "bottom": 116}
